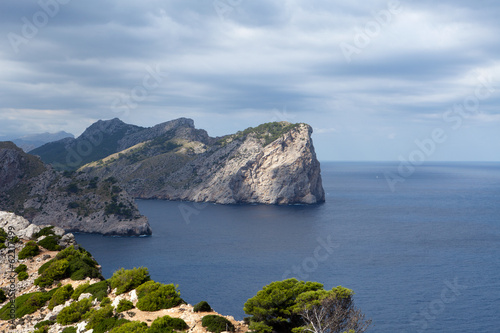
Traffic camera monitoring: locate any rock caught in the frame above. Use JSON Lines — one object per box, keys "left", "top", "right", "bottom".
{"left": 78, "top": 293, "right": 93, "bottom": 301}
{"left": 59, "top": 233, "right": 76, "bottom": 248}
{"left": 0, "top": 211, "right": 30, "bottom": 235}
{"left": 129, "top": 289, "right": 138, "bottom": 302}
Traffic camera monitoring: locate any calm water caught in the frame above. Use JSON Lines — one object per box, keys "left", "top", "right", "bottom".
{"left": 75, "top": 162, "right": 500, "bottom": 332}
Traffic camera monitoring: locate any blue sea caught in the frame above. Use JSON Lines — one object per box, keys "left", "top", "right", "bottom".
{"left": 75, "top": 162, "right": 500, "bottom": 332}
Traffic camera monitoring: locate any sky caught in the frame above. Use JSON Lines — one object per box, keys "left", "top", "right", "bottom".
{"left": 0, "top": 0, "right": 499, "bottom": 161}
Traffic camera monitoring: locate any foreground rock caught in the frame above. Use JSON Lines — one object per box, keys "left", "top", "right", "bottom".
{"left": 0, "top": 142, "right": 151, "bottom": 236}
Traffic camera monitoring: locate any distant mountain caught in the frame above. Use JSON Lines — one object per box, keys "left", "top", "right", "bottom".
{"left": 0, "top": 141, "right": 151, "bottom": 236}
{"left": 30, "top": 119, "right": 143, "bottom": 170}
{"left": 10, "top": 131, "right": 74, "bottom": 152}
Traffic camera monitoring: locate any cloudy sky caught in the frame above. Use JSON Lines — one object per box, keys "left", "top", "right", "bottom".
{"left": 1, "top": 0, "right": 499, "bottom": 161}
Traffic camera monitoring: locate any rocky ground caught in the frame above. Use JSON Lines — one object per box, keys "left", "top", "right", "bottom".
{"left": 0, "top": 212, "right": 248, "bottom": 333}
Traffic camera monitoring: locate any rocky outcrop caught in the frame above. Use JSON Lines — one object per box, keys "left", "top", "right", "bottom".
{"left": 0, "top": 142, "right": 151, "bottom": 236}
{"left": 80, "top": 120, "right": 325, "bottom": 205}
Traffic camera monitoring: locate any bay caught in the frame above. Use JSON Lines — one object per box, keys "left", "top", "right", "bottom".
{"left": 75, "top": 162, "right": 500, "bottom": 332}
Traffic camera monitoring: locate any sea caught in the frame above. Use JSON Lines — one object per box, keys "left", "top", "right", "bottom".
{"left": 74, "top": 162, "right": 500, "bottom": 333}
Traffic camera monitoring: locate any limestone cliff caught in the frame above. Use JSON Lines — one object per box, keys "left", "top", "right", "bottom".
{"left": 0, "top": 142, "right": 151, "bottom": 236}
{"left": 80, "top": 120, "right": 325, "bottom": 205}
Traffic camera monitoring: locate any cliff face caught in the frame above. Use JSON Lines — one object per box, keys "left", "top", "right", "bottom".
{"left": 80, "top": 120, "right": 325, "bottom": 205}
{"left": 0, "top": 142, "right": 151, "bottom": 236}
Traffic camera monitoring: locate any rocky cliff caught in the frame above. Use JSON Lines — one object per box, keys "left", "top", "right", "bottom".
{"left": 0, "top": 142, "right": 151, "bottom": 236}
{"left": 79, "top": 119, "right": 325, "bottom": 205}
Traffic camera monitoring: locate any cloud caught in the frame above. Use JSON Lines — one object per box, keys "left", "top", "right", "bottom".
{"left": 0, "top": 0, "right": 499, "bottom": 160}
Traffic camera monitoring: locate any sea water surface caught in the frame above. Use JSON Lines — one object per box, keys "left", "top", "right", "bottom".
{"left": 75, "top": 162, "right": 500, "bottom": 332}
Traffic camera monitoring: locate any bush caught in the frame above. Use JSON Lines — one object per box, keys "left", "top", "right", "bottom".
{"left": 110, "top": 267, "right": 150, "bottom": 295}
{"left": 109, "top": 321, "right": 148, "bottom": 333}
{"left": 136, "top": 281, "right": 183, "bottom": 311}
{"left": 38, "top": 235, "right": 62, "bottom": 251}
{"left": 71, "top": 282, "right": 90, "bottom": 300}
{"left": 0, "top": 289, "right": 6, "bottom": 303}
{"left": 35, "top": 259, "right": 69, "bottom": 287}
{"left": 34, "top": 320, "right": 55, "bottom": 329}
{"left": 14, "top": 264, "right": 27, "bottom": 274}
{"left": 57, "top": 298, "right": 92, "bottom": 325}
{"left": 18, "top": 241, "right": 40, "bottom": 259}
{"left": 150, "top": 315, "right": 188, "bottom": 332}
{"left": 48, "top": 284, "right": 73, "bottom": 310}
{"left": 37, "top": 246, "right": 102, "bottom": 285}
{"left": 117, "top": 299, "right": 134, "bottom": 312}
{"left": 194, "top": 301, "right": 213, "bottom": 312}
{"left": 84, "top": 305, "right": 114, "bottom": 331}
{"left": 0, "top": 289, "right": 57, "bottom": 319}
{"left": 18, "top": 271, "right": 29, "bottom": 281}
{"left": 92, "top": 317, "right": 127, "bottom": 333}
{"left": 62, "top": 327, "right": 77, "bottom": 333}
{"left": 101, "top": 297, "right": 112, "bottom": 307}
{"left": 202, "top": 315, "right": 235, "bottom": 333}
{"left": 86, "top": 280, "right": 110, "bottom": 301}
{"left": 34, "top": 226, "right": 56, "bottom": 238}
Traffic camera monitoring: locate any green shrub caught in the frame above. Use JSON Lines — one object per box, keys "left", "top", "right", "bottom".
{"left": 109, "top": 321, "right": 148, "bottom": 333}
{"left": 92, "top": 317, "right": 126, "bottom": 333}
{"left": 0, "top": 289, "right": 6, "bottom": 303}
{"left": 57, "top": 297, "right": 92, "bottom": 325}
{"left": 18, "top": 241, "right": 40, "bottom": 259}
{"left": 202, "top": 315, "right": 235, "bottom": 333}
{"left": 35, "top": 259, "right": 69, "bottom": 287}
{"left": 14, "top": 264, "right": 27, "bottom": 274}
{"left": 150, "top": 315, "right": 188, "bottom": 332}
{"left": 136, "top": 281, "right": 183, "bottom": 311}
{"left": 34, "top": 226, "right": 56, "bottom": 238}
{"left": 110, "top": 267, "right": 150, "bottom": 295}
{"left": 62, "top": 327, "right": 77, "bottom": 333}
{"left": 85, "top": 305, "right": 114, "bottom": 331}
{"left": 194, "top": 301, "right": 213, "bottom": 312}
{"left": 18, "top": 271, "right": 29, "bottom": 281}
{"left": 38, "top": 235, "right": 62, "bottom": 251}
{"left": 86, "top": 280, "right": 110, "bottom": 301}
{"left": 0, "top": 289, "right": 57, "bottom": 319}
{"left": 48, "top": 284, "right": 73, "bottom": 310}
{"left": 37, "top": 246, "right": 102, "bottom": 285}
{"left": 117, "top": 299, "right": 134, "bottom": 312}
{"left": 34, "top": 320, "right": 55, "bottom": 329}
{"left": 71, "top": 282, "right": 90, "bottom": 300}
{"left": 101, "top": 297, "right": 112, "bottom": 307}
{"left": 33, "top": 326, "right": 49, "bottom": 333}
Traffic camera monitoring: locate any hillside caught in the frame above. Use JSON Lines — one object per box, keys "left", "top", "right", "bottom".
{"left": 0, "top": 212, "right": 248, "bottom": 333}
{"left": 0, "top": 142, "right": 151, "bottom": 236}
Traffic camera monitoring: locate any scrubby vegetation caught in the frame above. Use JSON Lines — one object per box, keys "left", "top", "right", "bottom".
{"left": 109, "top": 321, "right": 148, "bottom": 333}
{"left": 34, "top": 226, "right": 56, "bottom": 238}
{"left": 70, "top": 280, "right": 110, "bottom": 302}
{"left": 37, "top": 235, "right": 62, "bottom": 251}
{"left": 0, "top": 288, "right": 58, "bottom": 319}
{"left": 136, "top": 281, "right": 184, "bottom": 311}
{"left": 110, "top": 267, "right": 150, "bottom": 295}
{"left": 48, "top": 284, "right": 73, "bottom": 310}
{"left": 117, "top": 299, "right": 134, "bottom": 312}
{"left": 18, "top": 241, "right": 40, "bottom": 259}
{"left": 56, "top": 297, "right": 93, "bottom": 325}
{"left": 202, "top": 315, "right": 235, "bottom": 333}
{"left": 194, "top": 301, "right": 213, "bottom": 312}
{"left": 219, "top": 122, "right": 302, "bottom": 147}
{"left": 149, "top": 315, "right": 188, "bottom": 332}
{"left": 15, "top": 263, "right": 29, "bottom": 280}
{"left": 35, "top": 245, "right": 102, "bottom": 287}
